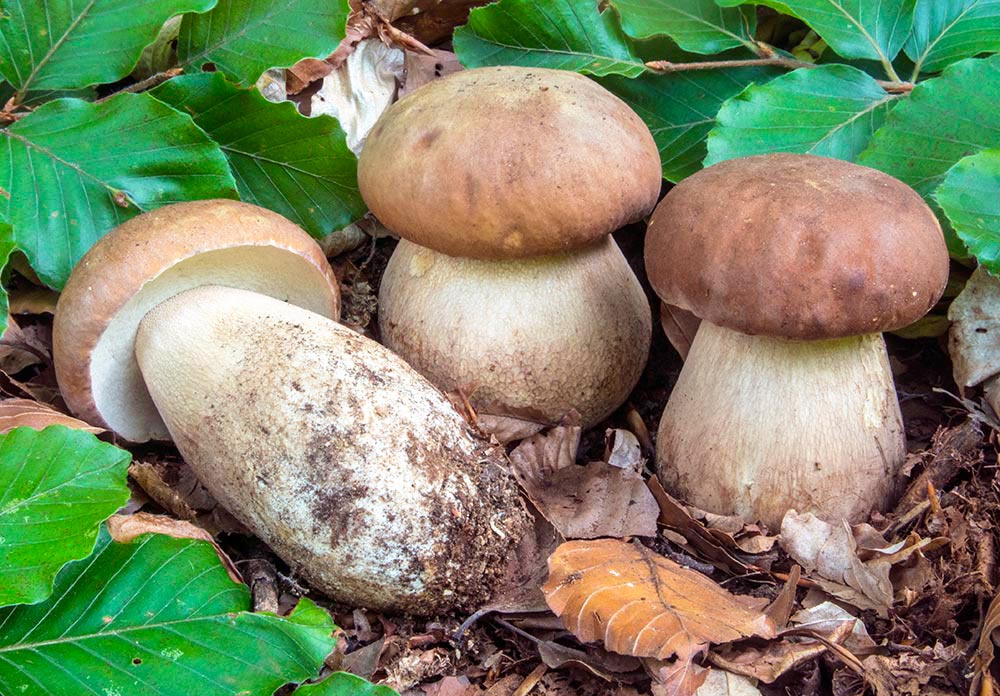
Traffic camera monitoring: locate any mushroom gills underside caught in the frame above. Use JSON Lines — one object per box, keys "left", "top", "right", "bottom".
{"left": 133, "top": 284, "right": 528, "bottom": 613}
{"left": 656, "top": 320, "right": 905, "bottom": 529}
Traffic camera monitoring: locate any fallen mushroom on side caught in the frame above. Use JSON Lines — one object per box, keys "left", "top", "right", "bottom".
{"left": 54, "top": 199, "right": 530, "bottom": 614}
{"left": 644, "top": 154, "right": 950, "bottom": 528}
{"left": 359, "top": 66, "right": 658, "bottom": 429}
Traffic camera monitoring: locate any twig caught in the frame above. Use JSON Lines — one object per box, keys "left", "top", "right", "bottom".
{"left": 645, "top": 47, "right": 913, "bottom": 94}
{"left": 95, "top": 68, "right": 184, "bottom": 104}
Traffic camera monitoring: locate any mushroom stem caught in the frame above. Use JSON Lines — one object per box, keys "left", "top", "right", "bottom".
{"left": 134, "top": 284, "right": 528, "bottom": 613}
{"left": 657, "top": 321, "right": 905, "bottom": 528}
{"left": 378, "top": 237, "right": 651, "bottom": 428}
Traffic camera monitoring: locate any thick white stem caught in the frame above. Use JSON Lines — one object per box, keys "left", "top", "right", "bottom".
{"left": 657, "top": 321, "right": 905, "bottom": 528}
{"left": 134, "top": 285, "right": 527, "bottom": 613}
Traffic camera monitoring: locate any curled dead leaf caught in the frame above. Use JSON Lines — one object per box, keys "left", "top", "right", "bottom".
{"left": 543, "top": 539, "right": 777, "bottom": 662}
{"left": 0, "top": 398, "right": 104, "bottom": 434}
{"left": 107, "top": 512, "right": 241, "bottom": 584}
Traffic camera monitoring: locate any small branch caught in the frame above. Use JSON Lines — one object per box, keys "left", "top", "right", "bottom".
{"left": 95, "top": 68, "right": 183, "bottom": 104}
{"left": 646, "top": 41, "right": 913, "bottom": 94}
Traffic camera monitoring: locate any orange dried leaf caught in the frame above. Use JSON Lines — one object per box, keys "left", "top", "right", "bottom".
{"left": 543, "top": 539, "right": 777, "bottom": 661}
{"left": 0, "top": 398, "right": 104, "bottom": 434}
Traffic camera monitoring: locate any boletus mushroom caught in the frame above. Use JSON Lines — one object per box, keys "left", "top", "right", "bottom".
{"left": 645, "top": 154, "right": 949, "bottom": 528}
{"left": 359, "top": 66, "right": 659, "bottom": 429}
{"left": 54, "top": 199, "right": 530, "bottom": 614}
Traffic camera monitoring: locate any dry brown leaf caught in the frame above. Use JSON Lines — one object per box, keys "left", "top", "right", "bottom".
{"left": 764, "top": 566, "right": 800, "bottom": 628}
{"left": 972, "top": 588, "right": 1000, "bottom": 695}
{"left": 107, "top": 512, "right": 242, "bottom": 583}
{"left": 0, "top": 397, "right": 104, "bottom": 433}
{"left": 489, "top": 502, "right": 563, "bottom": 613}
{"left": 510, "top": 425, "right": 658, "bottom": 539}
{"left": 647, "top": 478, "right": 750, "bottom": 575}
{"left": 536, "top": 640, "right": 642, "bottom": 681}
{"left": 543, "top": 539, "right": 777, "bottom": 661}
{"left": 779, "top": 511, "right": 893, "bottom": 613}
{"left": 948, "top": 266, "right": 1000, "bottom": 388}
{"left": 659, "top": 303, "right": 702, "bottom": 361}
{"left": 707, "top": 631, "right": 838, "bottom": 684}
{"left": 476, "top": 413, "right": 546, "bottom": 445}
{"left": 693, "top": 669, "right": 761, "bottom": 695}
{"left": 789, "top": 601, "right": 874, "bottom": 652}
{"left": 400, "top": 49, "right": 463, "bottom": 97}
{"left": 0, "top": 316, "right": 48, "bottom": 374}
{"left": 8, "top": 286, "right": 59, "bottom": 315}
{"left": 127, "top": 460, "right": 246, "bottom": 535}
{"left": 647, "top": 657, "right": 710, "bottom": 696}
{"left": 604, "top": 428, "right": 644, "bottom": 472}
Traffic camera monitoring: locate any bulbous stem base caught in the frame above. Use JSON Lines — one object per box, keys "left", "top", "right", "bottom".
{"left": 656, "top": 321, "right": 905, "bottom": 528}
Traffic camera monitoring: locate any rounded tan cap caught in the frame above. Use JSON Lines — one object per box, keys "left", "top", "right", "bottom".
{"left": 54, "top": 199, "right": 340, "bottom": 442}
{"left": 358, "top": 66, "right": 662, "bottom": 259}
{"left": 645, "top": 154, "right": 949, "bottom": 340}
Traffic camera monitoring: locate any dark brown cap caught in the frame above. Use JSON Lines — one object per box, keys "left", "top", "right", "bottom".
{"left": 645, "top": 154, "right": 949, "bottom": 340}
{"left": 358, "top": 66, "right": 662, "bottom": 259}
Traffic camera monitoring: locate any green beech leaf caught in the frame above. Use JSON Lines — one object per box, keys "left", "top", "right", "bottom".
{"left": 936, "top": 149, "right": 1000, "bottom": 271}
{"left": 0, "top": 530, "right": 336, "bottom": 695}
{"left": 295, "top": 672, "right": 399, "bottom": 695}
{"left": 860, "top": 55, "right": 1000, "bottom": 256}
{"left": 0, "top": 427, "right": 130, "bottom": 607}
{"left": 598, "top": 67, "right": 781, "bottom": 181}
{"left": 0, "top": 224, "right": 13, "bottom": 334}
{"left": 151, "top": 73, "right": 365, "bottom": 237}
{"left": 717, "top": 0, "right": 917, "bottom": 64}
{"left": 860, "top": 55, "right": 1000, "bottom": 196}
{"left": 0, "top": 0, "right": 217, "bottom": 96}
{"left": 453, "top": 0, "right": 645, "bottom": 76}
{"left": 177, "top": 0, "right": 351, "bottom": 86}
{"left": 905, "top": 0, "right": 1000, "bottom": 76}
{"left": 608, "top": 0, "right": 756, "bottom": 55}
{"left": 0, "top": 93, "right": 237, "bottom": 290}
{"left": 705, "top": 65, "right": 896, "bottom": 165}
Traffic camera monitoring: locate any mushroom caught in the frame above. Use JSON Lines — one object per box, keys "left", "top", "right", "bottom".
{"left": 644, "top": 154, "right": 949, "bottom": 528}
{"left": 54, "top": 199, "right": 530, "bottom": 613}
{"left": 359, "top": 66, "right": 660, "bottom": 429}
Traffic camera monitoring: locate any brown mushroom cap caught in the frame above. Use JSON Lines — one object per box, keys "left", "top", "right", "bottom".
{"left": 358, "top": 66, "right": 662, "bottom": 259}
{"left": 645, "top": 154, "right": 950, "bottom": 340}
{"left": 54, "top": 199, "right": 339, "bottom": 442}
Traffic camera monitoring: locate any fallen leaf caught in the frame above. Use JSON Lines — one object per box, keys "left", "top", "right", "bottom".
{"left": 127, "top": 460, "right": 246, "bottom": 535}
{"left": 694, "top": 669, "right": 761, "bottom": 695}
{"left": 948, "top": 266, "right": 1000, "bottom": 388}
{"left": 895, "top": 419, "right": 982, "bottom": 513}
{"left": 510, "top": 426, "right": 658, "bottom": 539}
{"left": 972, "top": 587, "right": 1000, "bottom": 694}
{"left": 0, "top": 316, "right": 48, "bottom": 374}
{"left": 107, "top": 512, "right": 241, "bottom": 583}
{"left": 604, "top": 428, "right": 643, "bottom": 473}
{"left": 543, "top": 539, "right": 777, "bottom": 661}
{"left": 780, "top": 511, "right": 893, "bottom": 613}
{"left": 659, "top": 303, "right": 701, "bottom": 361}
{"left": 400, "top": 49, "right": 464, "bottom": 97}
{"left": 8, "top": 286, "right": 59, "bottom": 315}
{"left": 789, "top": 601, "right": 874, "bottom": 652}
{"left": 536, "top": 639, "right": 642, "bottom": 681}
{"left": 764, "top": 566, "right": 800, "bottom": 628}
{"left": 647, "top": 657, "right": 709, "bottom": 696}
{"left": 0, "top": 398, "right": 103, "bottom": 433}
{"left": 707, "top": 632, "right": 837, "bottom": 684}
{"left": 311, "top": 39, "right": 404, "bottom": 154}
{"left": 647, "top": 478, "right": 750, "bottom": 575}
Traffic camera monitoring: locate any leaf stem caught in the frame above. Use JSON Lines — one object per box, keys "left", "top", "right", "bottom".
{"left": 645, "top": 47, "right": 913, "bottom": 94}
{"left": 94, "top": 68, "right": 184, "bottom": 104}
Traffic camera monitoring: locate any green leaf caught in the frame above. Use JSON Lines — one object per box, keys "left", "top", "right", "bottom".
{"left": 860, "top": 55, "right": 1000, "bottom": 197}
{"left": 0, "top": 427, "right": 130, "bottom": 607}
{"left": 295, "top": 673, "right": 399, "bottom": 695}
{"left": 151, "top": 73, "right": 365, "bottom": 237}
{"left": 0, "top": 93, "right": 237, "bottom": 290}
{"left": 936, "top": 149, "right": 1000, "bottom": 271}
{"left": 718, "top": 0, "right": 917, "bottom": 64}
{"left": 608, "top": 0, "right": 756, "bottom": 55}
{"left": 0, "top": 530, "right": 336, "bottom": 695}
{"left": 0, "top": 223, "right": 14, "bottom": 334}
{"left": 705, "top": 64, "right": 896, "bottom": 165}
{"left": 905, "top": 0, "right": 1000, "bottom": 76}
{"left": 453, "top": 0, "right": 645, "bottom": 77}
{"left": 598, "top": 66, "right": 781, "bottom": 181}
{"left": 0, "top": 0, "right": 217, "bottom": 96}
{"left": 177, "top": 0, "right": 351, "bottom": 86}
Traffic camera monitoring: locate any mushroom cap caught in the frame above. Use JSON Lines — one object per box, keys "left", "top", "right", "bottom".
{"left": 645, "top": 154, "right": 950, "bottom": 340}
{"left": 378, "top": 237, "right": 652, "bottom": 429}
{"left": 358, "top": 66, "right": 662, "bottom": 259}
{"left": 54, "top": 199, "right": 339, "bottom": 442}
